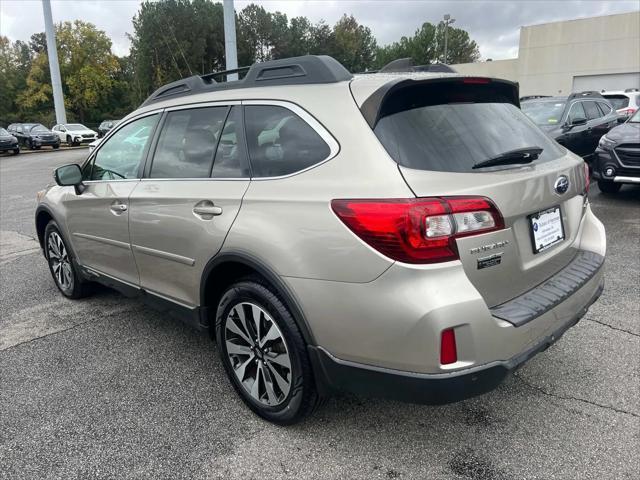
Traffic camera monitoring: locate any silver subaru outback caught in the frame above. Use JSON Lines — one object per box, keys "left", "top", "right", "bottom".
{"left": 36, "top": 56, "right": 605, "bottom": 424}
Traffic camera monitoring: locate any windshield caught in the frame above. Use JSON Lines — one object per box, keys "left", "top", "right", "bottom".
{"left": 521, "top": 101, "right": 566, "bottom": 126}
{"left": 31, "top": 125, "right": 49, "bottom": 132}
{"left": 629, "top": 110, "right": 640, "bottom": 123}
{"left": 374, "top": 101, "right": 564, "bottom": 173}
{"left": 603, "top": 95, "right": 629, "bottom": 110}
{"left": 66, "top": 124, "right": 87, "bottom": 131}
{"left": 0, "top": 128, "right": 9, "bottom": 136}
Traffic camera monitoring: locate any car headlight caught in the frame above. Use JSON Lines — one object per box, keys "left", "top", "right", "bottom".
{"left": 598, "top": 135, "right": 616, "bottom": 149}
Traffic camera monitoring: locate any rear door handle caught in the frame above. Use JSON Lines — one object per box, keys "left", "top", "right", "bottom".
{"left": 110, "top": 201, "right": 128, "bottom": 214}
{"left": 193, "top": 206, "right": 223, "bottom": 215}
{"left": 193, "top": 200, "right": 223, "bottom": 219}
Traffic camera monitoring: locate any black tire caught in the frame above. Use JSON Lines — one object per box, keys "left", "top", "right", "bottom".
{"left": 29, "top": 139, "right": 36, "bottom": 150}
{"left": 12, "top": 148, "right": 19, "bottom": 155}
{"left": 598, "top": 180, "right": 621, "bottom": 194}
{"left": 67, "top": 135, "right": 74, "bottom": 147}
{"left": 215, "top": 277, "right": 323, "bottom": 425}
{"left": 53, "top": 144, "right": 60, "bottom": 149}
{"left": 44, "top": 221, "right": 91, "bottom": 299}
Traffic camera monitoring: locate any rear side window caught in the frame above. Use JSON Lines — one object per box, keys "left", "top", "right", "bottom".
{"left": 603, "top": 95, "right": 629, "bottom": 110}
{"left": 583, "top": 101, "right": 602, "bottom": 120}
{"left": 373, "top": 84, "right": 564, "bottom": 173}
{"left": 244, "top": 105, "right": 330, "bottom": 177}
{"left": 150, "top": 107, "right": 227, "bottom": 178}
{"left": 597, "top": 102, "right": 612, "bottom": 116}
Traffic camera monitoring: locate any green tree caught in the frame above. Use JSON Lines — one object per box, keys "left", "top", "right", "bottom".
{"left": 375, "top": 21, "right": 480, "bottom": 69}
{"left": 19, "top": 21, "right": 121, "bottom": 124}
{"left": 0, "top": 37, "right": 32, "bottom": 123}
{"left": 331, "top": 15, "right": 377, "bottom": 72}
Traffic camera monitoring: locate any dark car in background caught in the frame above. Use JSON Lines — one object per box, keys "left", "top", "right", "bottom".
{"left": 0, "top": 127, "right": 20, "bottom": 155}
{"left": 7, "top": 123, "right": 60, "bottom": 150}
{"left": 592, "top": 109, "right": 640, "bottom": 194}
{"left": 98, "top": 119, "right": 120, "bottom": 137}
{"left": 521, "top": 91, "right": 618, "bottom": 160}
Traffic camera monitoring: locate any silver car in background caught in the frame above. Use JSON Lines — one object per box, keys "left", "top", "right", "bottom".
{"left": 35, "top": 56, "right": 605, "bottom": 424}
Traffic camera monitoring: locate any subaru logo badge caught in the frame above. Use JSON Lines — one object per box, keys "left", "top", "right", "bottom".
{"left": 554, "top": 175, "right": 569, "bottom": 195}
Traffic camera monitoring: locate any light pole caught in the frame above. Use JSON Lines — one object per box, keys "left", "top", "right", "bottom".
{"left": 42, "top": 0, "right": 66, "bottom": 124}
{"left": 443, "top": 13, "right": 455, "bottom": 64}
{"left": 223, "top": 0, "right": 239, "bottom": 80}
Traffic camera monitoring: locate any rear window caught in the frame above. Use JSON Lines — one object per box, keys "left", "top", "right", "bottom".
{"left": 374, "top": 87, "right": 564, "bottom": 173}
{"left": 603, "top": 95, "right": 629, "bottom": 110}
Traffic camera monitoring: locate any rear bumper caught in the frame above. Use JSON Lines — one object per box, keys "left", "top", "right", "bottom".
{"left": 310, "top": 279, "right": 604, "bottom": 404}
{"left": 0, "top": 144, "right": 18, "bottom": 152}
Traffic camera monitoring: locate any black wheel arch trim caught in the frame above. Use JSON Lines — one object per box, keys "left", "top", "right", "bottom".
{"left": 200, "top": 251, "right": 317, "bottom": 345}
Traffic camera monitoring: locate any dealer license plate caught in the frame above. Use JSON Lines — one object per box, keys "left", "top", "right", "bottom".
{"left": 529, "top": 207, "right": 564, "bottom": 254}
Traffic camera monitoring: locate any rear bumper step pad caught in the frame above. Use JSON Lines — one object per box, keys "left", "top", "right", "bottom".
{"left": 490, "top": 250, "right": 604, "bottom": 327}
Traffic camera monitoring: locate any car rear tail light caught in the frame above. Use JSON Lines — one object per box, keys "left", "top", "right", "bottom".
{"left": 440, "top": 328, "right": 458, "bottom": 365}
{"left": 583, "top": 163, "right": 590, "bottom": 195}
{"left": 620, "top": 107, "right": 637, "bottom": 116}
{"left": 462, "top": 77, "right": 490, "bottom": 84}
{"left": 331, "top": 196, "right": 504, "bottom": 264}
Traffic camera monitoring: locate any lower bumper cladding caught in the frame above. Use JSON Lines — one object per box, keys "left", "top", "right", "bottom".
{"left": 309, "top": 280, "right": 604, "bottom": 405}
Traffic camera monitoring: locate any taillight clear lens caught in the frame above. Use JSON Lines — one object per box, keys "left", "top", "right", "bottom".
{"left": 331, "top": 196, "right": 504, "bottom": 264}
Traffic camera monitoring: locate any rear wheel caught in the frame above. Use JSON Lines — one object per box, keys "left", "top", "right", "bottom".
{"left": 66, "top": 135, "right": 74, "bottom": 147}
{"left": 215, "top": 278, "right": 322, "bottom": 424}
{"left": 598, "top": 180, "right": 621, "bottom": 194}
{"left": 44, "top": 221, "right": 90, "bottom": 299}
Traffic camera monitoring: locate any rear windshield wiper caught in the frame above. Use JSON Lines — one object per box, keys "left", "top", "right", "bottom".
{"left": 472, "top": 147, "right": 543, "bottom": 170}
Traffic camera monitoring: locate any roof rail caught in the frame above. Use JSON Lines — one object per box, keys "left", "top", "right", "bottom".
{"left": 140, "top": 55, "right": 353, "bottom": 108}
{"left": 568, "top": 90, "right": 603, "bottom": 100}
{"left": 378, "top": 58, "right": 457, "bottom": 74}
{"left": 624, "top": 88, "right": 639, "bottom": 93}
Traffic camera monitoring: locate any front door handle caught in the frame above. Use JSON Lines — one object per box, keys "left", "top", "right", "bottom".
{"left": 193, "top": 200, "right": 223, "bottom": 219}
{"left": 110, "top": 201, "right": 128, "bottom": 215}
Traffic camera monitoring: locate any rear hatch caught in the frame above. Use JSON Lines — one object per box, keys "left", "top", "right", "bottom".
{"left": 352, "top": 75, "right": 590, "bottom": 307}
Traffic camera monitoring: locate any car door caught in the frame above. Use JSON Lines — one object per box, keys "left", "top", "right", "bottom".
{"left": 560, "top": 101, "right": 590, "bottom": 156}
{"left": 582, "top": 100, "right": 607, "bottom": 157}
{"left": 63, "top": 112, "right": 161, "bottom": 285}
{"left": 128, "top": 104, "right": 250, "bottom": 307}
{"left": 13, "top": 125, "right": 26, "bottom": 146}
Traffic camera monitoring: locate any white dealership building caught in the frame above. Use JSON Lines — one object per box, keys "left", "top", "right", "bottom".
{"left": 453, "top": 11, "right": 640, "bottom": 96}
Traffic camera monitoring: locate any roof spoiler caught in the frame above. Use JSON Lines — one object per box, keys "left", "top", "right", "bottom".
{"left": 359, "top": 76, "right": 520, "bottom": 129}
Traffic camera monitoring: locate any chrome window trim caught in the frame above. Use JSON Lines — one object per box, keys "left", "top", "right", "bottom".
{"left": 164, "top": 100, "right": 241, "bottom": 112}
{"left": 241, "top": 99, "right": 340, "bottom": 180}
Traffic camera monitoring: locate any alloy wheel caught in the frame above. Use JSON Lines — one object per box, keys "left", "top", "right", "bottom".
{"left": 47, "top": 231, "right": 74, "bottom": 292}
{"left": 224, "top": 302, "right": 292, "bottom": 406}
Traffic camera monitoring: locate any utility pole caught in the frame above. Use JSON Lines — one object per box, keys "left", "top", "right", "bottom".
{"left": 223, "top": 0, "right": 239, "bottom": 81}
{"left": 443, "top": 13, "right": 456, "bottom": 65}
{"left": 42, "top": 0, "right": 66, "bottom": 124}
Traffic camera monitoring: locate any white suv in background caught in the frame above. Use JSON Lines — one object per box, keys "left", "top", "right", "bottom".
{"left": 52, "top": 124, "right": 99, "bottom": 146}
{"left": 602, "top": 89, "right": 640, "bottom": 118}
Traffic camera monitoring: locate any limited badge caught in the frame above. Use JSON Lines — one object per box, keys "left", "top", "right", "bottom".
{"left": 477, "top": 253, "right": 502, "bottom": 270}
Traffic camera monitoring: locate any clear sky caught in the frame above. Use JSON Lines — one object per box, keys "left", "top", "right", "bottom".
{"left": 1, "top": 0, "right": 638, "bottom": 60}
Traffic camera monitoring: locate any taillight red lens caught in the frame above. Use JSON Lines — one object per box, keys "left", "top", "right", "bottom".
{"left": 462, "top": 77, "right": 490, "bottom": 84}
{"left": 331, "top": 196, "right": 504, "bottom": 264}
{"left": 440, "top": 328, "right": 458, "bottom": 365}
{"left": 583, "top": 162, "right": 590, "bottom": 195}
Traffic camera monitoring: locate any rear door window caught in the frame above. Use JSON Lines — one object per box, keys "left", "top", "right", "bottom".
{"left": 597, "top": 102, "right": 612, "bottom": 116}
{"left": 373, "top": 85, "right": 564, "bottom": 173}
{"left": 583, "top": 101, "right": 602, "bottom": 120}
{"left": 244, "top": 105, "right": 330, "bottom": 177}
{"left": 150, "top": 107, "right": 227, "bottom": 178}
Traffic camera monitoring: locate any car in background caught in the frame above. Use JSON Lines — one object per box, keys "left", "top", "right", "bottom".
{"left": 98, "top": 120, "right": 120, "bottom": 138}
{"left": 592, "top": 108, "right": 640, "bottom": 194}
{"left": 0, "top": 127, "right": 20, "bottom": 155}
{"left": 602, "top": 89, "right": 640, "bottom": 119}
{"left": 521, "top": 91, "right": 618, "bottom": 160}
{"left": 52, "top": 124, "right": 98, "bottom": 146}
{"left": 7, "top": 123, "right": 60, "bottom": 150}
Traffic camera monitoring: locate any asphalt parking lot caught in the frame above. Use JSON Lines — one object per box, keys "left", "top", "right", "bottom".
{"left": 0, "top": 149, "right": 638, "bottom": 480}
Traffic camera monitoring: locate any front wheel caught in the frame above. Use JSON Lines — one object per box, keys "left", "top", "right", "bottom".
{"left": 66, "top": 135, "right": 74, "bottom": 147}
{"left": 215, "top": 278, "right": 323, "bottom": 425}
{"left": 598, "top": 180, "right": 622, "bottom": 194}
{"left": 12, "top": 148, "right": 19, "bottom": 155}
{"left": 53, "top": 144, "right": 60, "bottom": 149}
{"left": 44, "top": 221, "right": 90, "bottom": 299}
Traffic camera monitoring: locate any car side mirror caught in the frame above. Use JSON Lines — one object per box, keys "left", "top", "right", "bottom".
{"left": 54, "top": 164, "right": 85, "bottom": 194}
{"left": 570, "top": 116, "right": 587, "bottom": 126}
